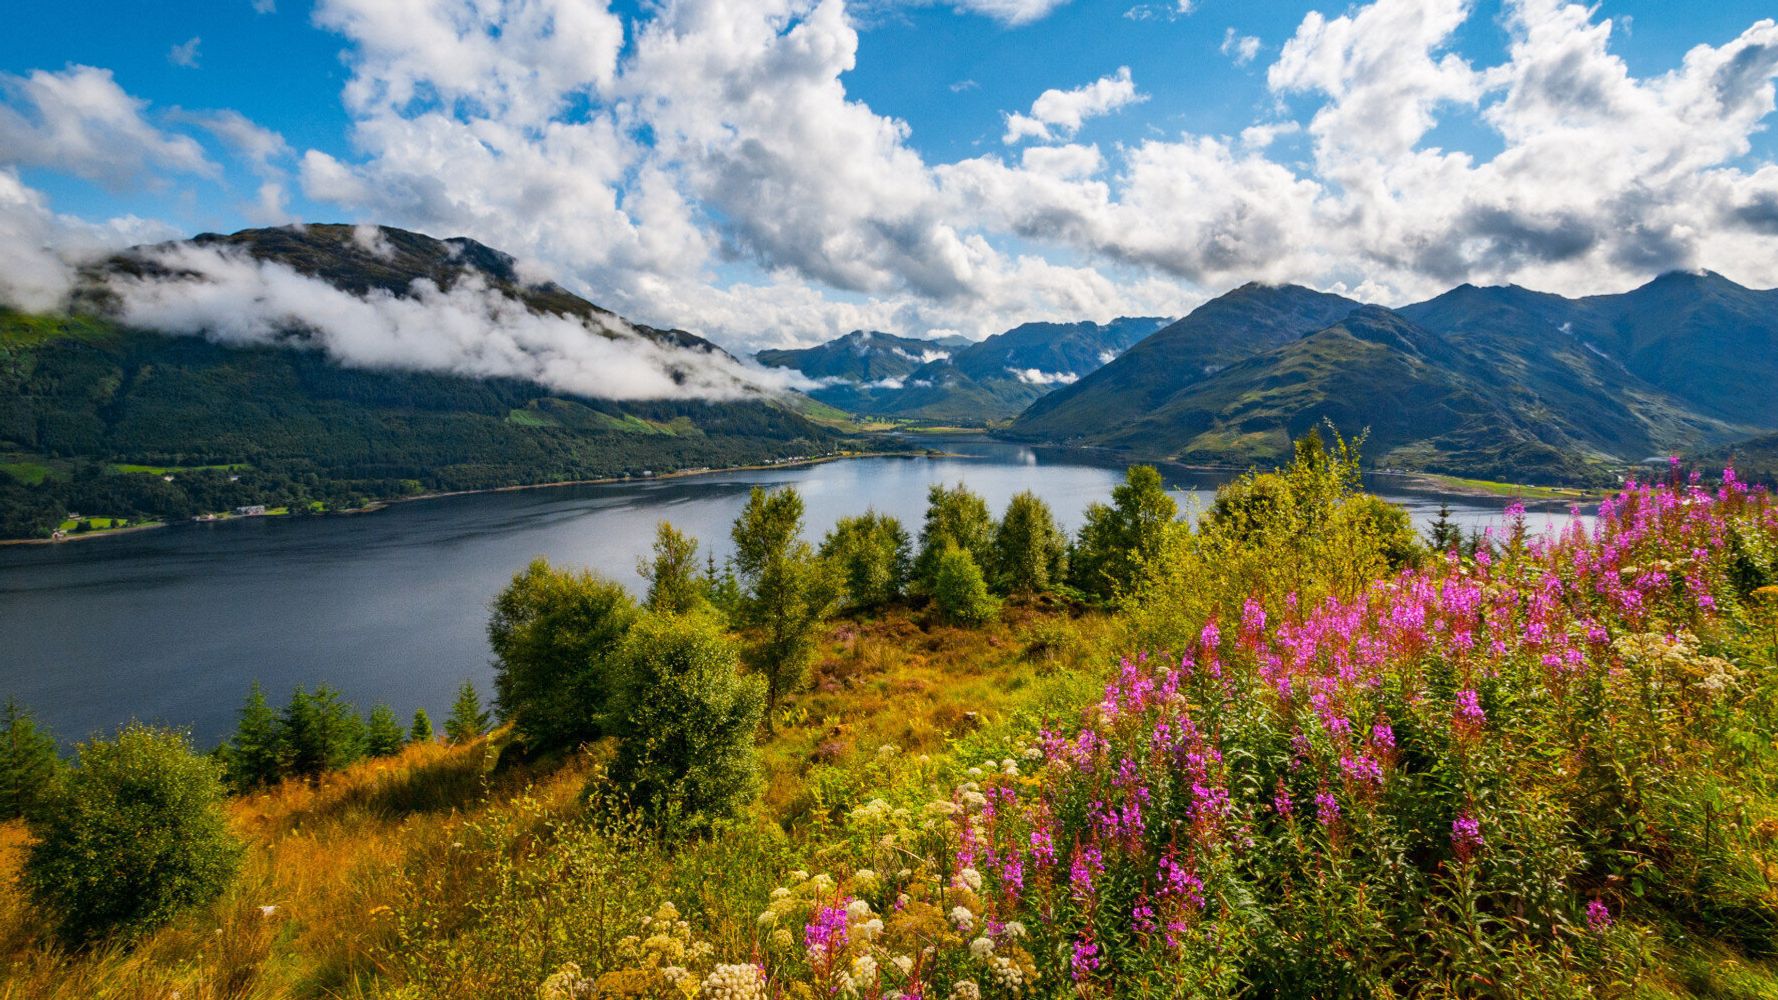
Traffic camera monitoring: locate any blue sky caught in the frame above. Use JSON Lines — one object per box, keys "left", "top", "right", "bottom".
{"left": 4, "top": 0, "right": 1778, "bottom": 349}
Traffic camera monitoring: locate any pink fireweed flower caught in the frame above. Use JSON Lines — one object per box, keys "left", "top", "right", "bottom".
{"left": 1273, "top": 780, "right": 1293, "bottom": 818}
{"left": 1158, "top": 853, "right": 1207, "bottom": 910}
{"left": 1586, "top": 899, "right": 1613, "bottom": 932}
{"left": 1454, "top": 689, "right": 1486, "bottom": 728}
{"left": 1030, "top": 827, "right": 1057, "bottom": 867}
{"left": 1070, "top": 938, "right": 1101, "bottom": 981}
{"left": 1339, "top": 753, "right": 1383, "bottom": 787}
{"left": 1370, "top": 723, "right": 1396, "bottom": 751}
{"left": 1451, "top": 812, "right": 1484, "bottom": 861}
{"left": 1315, "top": 790, "right": 1340, "bottom": 827}
{"left": 804, "top": 899, "right": 850, "bottom": 963}
{"left": 1069, "top": 845, "right": 1103, "bottom": 898}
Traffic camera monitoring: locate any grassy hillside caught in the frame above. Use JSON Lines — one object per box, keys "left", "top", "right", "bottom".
{"left": 3, "top": 454, "right": 1777, "bottom": 998}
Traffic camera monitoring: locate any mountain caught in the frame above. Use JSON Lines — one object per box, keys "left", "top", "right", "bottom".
{"left": 754, "top": 330, "right": 953, "bottom": 384}
{"left": 758, "top": 316, "right": 1168, "bottom": 421}
{"left": 1012, "top": 285, "right": 1360, "bottom": 441}
{"left": 1006, "top": 276, "right": 1770, "bottom": 483}
{"left": 0, "top": 225, "right": 840, "bottom": 540}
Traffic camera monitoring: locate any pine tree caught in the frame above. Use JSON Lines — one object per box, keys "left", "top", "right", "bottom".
{"left": 224, "top": 682, "right": 283, "bottom": 791}
{"left": 0, "top": 698, "right": 63, "bottom": 822}
{"left": 280, "top": 685, "right": 365, "bottom": 779}
{"left": 445, "top": 681, "right": 490, "bottom": 744}
{"left": 409, "top": 708, "right": 435, "bottom": 743}
{"left": 1427, "top": 503, "right": 1463, "bottom": 554}
{"left": 365, "top": 704, "right": 405, "bottom": 757}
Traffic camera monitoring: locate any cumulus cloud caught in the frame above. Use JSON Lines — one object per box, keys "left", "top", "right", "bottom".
{"left": 1221, "top": 28, "right": 1260, "bottom": 67}
{"left": 1009, "top": 367, "right": 1077, "bottom": 385}
{"left": 0, "top": 65, "right": 215, "bottom": 185}
{"left": 1003, "top": 66, "right": 1146, "bottom": 144}
{"left": 104, "top": 242, "right": 812, "bottom": 401}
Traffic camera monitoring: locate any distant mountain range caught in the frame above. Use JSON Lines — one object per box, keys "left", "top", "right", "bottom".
{"left": 756, "top": 317, "right": 1169, "bottom": 421}
{"left": 1008, "top": 273, "right": 1778, "bottom": 484}
{"left": 0, "top": 224, "right": 841, "bottom": 539}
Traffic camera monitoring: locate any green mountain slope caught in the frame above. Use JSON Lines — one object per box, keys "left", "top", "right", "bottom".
{"left": 0, "top": 226, "right": 840, "bottom": 539}
{"left": 1011, "top": 284, "right": 1360, "bottom": 440}
{"left": 1007, "top": 276, "right": 1770, "bottom": 483}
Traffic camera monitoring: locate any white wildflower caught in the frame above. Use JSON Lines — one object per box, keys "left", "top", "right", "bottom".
{"left": 892, "top": 954, "right": 915, "bottom": 975}
{"left": 956, "top": 866, "right": 983, "bottom": 891}
{"left": 970, "top": 936, "right": 995, "bottom": 959}
{"left": 950, "top": 905, "right": 976, "bottom": 933}
{"left": 950, "top": 980, "right": 982, "bottom": 1000}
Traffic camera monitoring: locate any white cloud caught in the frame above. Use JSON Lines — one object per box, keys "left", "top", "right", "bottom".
{"left": 252, "top": 0, "right": 276, "bottom": 12}
{"left": 1221, "top": 28, "right": 1260, "bottom": 67}
{"left": 1003, "top": 66, "right": 1146, "bottom": 144}
{"left": 169, "top": 37, "right": 202, "bottom": 69}
{"left": 0, "top": 65, "right": 215, "bottom": 185}
{"left": 0, "top": 167, "right": 180, "bottom": 311}
{"left": 1009, "top": 367, "right": 1077, "bottom": 385}
{"left": 944, "top": 0, "right": 1070, "bottom": 26}
{"left": 106, "top": 241, "right": 812, "bottom": 402}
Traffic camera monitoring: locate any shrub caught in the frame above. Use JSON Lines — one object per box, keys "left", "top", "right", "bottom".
{"left": 488, "top": 558, "right": 638, "bottom": 750}
{"left": 25, "top": 724, "right": 241, "bottom": 945}
{"left": 820, "top": 511, "right": 912, "bottom": 609}
{"left": 0, "top": 697, "right": 63, "bottom": 821}
{"left": 931, "top": 541, "right": 1000, "bottom": 625}
{"left": 608, "top": 611, "right": 766, "bottom": 829}
{"left": 445, "top": 681, "right": 490, "bottom": 745}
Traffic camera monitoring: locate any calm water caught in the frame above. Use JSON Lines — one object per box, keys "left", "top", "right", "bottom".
{"left": 0, "top": 438, "right": 1590, "bottom": 747}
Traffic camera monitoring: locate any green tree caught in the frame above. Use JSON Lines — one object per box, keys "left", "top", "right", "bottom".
{"left": 223, "top": 682, "right": 283, "bottom": 791}
{"left": 914, "top": 483, "right": 995, "bottom": 592}
{"left": 280, "top": 685, "right": 365, "bottom": 779}
{"left": 445, "top": 681, "right": 490, "bottom": 745}
{"left": 991, "top": 491, "right": 1067, "bottom": 595}
{"left": 1070, "top": 465, "right": 1178, "bottom": 601}
{"left": 1427, "top": 502, "right": 1463, "bottom": 554}
{"left": 931, "top": 541, "right": 1001, "bottom": 625}
{"left": 608, "top": 611, "right": 765, "bottom": 829}
{"left": 0, "top": 698, "right": 63, "bottom": 822}
{"left": 731, "top": 486, "right": 837, "bottom": 711}
{"left": 487, "top": 558, "right": 637, "bottom": 751}
{"left": 820, "top": 511, "right": 912, "bottom": 609}
{"left": 25, "top": 724, "right": 241, "bottom": 944}
{"left": 639, "top": 521, "right": 706, "bottom": 615}
{"left": 365, "top": 704, "right": 406, "bottom": 758}
{"left": 410, "top": 708, "right": 435, "bottom": 744}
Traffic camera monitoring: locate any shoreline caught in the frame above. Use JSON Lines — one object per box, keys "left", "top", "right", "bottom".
{"left": 0, "top": 447, "right": 950, "bottom": 546}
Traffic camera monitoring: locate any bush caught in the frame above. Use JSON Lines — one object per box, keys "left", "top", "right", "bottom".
{"left": 488, "top": 558, "right": 638, "bottom": 750}
{"left": 820, "top": 511, "right": 912, "bottom": 610}
{"left": 25, "top": 724, "right": 241, "bottom": 945}
{"left": 931, "top": 541, "right": 1000, "bottom": 625}
{"left": 608, "top": 611, "right": 766, "bottom": 829}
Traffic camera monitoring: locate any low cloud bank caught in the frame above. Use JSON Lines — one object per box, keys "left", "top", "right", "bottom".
{"left": 5, "top": 231, "right": 815, "bottom": 403}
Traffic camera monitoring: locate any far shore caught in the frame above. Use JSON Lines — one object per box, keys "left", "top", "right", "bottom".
{"left": 0, "top": 446, "right": 956, "bottom": 547}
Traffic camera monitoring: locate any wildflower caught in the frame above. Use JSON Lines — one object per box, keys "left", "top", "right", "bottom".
{"left": 1451, "top": 812, "right": 1484, "bottom": 860}
{"left": 1070, "top": 938, "right": 1101, "bottom": 981}
{"left": 1586, "top": 899, "right": 1613, "bottom": 932}
{"left": 1371, "top": 723, "right": 1395, "bottom": 750}
{"left": 805, "top": 900, "right": 850, "bottom": 962}
{"left": 892, "top": 955, "right": 915, "bottom": 975}
{"left": 1454, "top": 689, "right": 1486, "bottom": 728}
{"left": 956, "top": 866, "right": 983, "bottom": 891}
{"left": 847, "top": 898, "right": 873, "bottom": 920}
{"left": 1315, "top": 790, "right": 1340, "bottom": 827}
{"left": 861, "top": 918, "right": 885, "bottom": 940}
{"left": 950, "top": 905, "right": 976, "bottom": 933}
{"left": 702, "top": 964, "right": 768, "bottom": 1000}
{"left": 950, "top": 980, "right": 982, "bottom": 1000}
{"left": 970, "top": 935, "right": 995, "bottom": 959}
{"left": 1001, "top": 920, "right": 1027, "bottom": 939}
